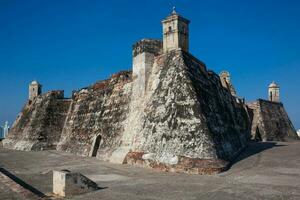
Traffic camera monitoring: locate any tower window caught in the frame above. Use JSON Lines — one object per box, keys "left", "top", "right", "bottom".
{"left": 168, "top": 26, "right": 172, "bottom": 32}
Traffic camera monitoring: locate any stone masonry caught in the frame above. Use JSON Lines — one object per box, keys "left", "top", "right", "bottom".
{"left": 4, "top": 91, "right": 70, "bottom": 151}
{"left": 4, "top": 10, "right": 298, "bottom": 174}
{"left": 247, "top": 99, "right": 298, "bottom": 141}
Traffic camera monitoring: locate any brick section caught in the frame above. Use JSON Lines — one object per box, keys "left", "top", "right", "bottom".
{"left": 124, "top": 152, "right": 229, "bottom": 175}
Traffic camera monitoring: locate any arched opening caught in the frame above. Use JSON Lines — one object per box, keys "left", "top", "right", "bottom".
{"left": 90, "top": 135, "right": 101, "bottom": 157}
{"left": 168, "top": 26, "right": 172, "bottom": 32}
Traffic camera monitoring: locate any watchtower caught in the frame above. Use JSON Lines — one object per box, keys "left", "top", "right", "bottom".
{"left": 29, "top": 80, "right": 42, "bottom": 101}
{"left": 161, "top": 7, "right": 190, "bottom": 53}
{"left": 268, "top": 81, "right": 280, "bottom": 102}
{"left": 132, "top": 39, "right": 162, "bottom": 96}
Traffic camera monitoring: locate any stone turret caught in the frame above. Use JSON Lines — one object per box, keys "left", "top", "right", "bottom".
{"left": 29, "top": 80, "right": 42, "bottom": 101}
{"left": 268, "top": 81, "right": 280, "bottom": 102}
{"left": 132, "top": 39, "right": 162, "bottom": 96}
{"left": 161, "top": 8, "right": 190, "bottom": 53}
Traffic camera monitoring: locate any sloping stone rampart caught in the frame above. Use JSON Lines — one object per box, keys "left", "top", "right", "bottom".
{"left": 247, "top": 99, "right": 298, "bottom": 141}
{"left": 57, "top": 71, "right": 132, "bottom": 160}
{"left": 126, "top": 50, "right": 250, "bottom": 169}
{"left": 3, "top": 91, "right": 70, "bottom": 151}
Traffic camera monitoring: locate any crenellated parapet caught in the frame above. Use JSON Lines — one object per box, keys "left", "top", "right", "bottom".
{"left": 49, "top": 90, "right": 65, "bottom": 99}
{"left": 133, "top": 39, "right": 162, "bottom": 57}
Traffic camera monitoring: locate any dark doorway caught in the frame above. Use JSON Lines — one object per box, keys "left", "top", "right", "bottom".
{"left": 254, "top": 127, "right": 262, "bottom": 141}
{"left": 91, "top": 135, "right": 101, "bottom": 157}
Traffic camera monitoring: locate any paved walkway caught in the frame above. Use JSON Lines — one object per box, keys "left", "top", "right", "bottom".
{"left": 1, "top": 141, "right": 300, "bottom": 200}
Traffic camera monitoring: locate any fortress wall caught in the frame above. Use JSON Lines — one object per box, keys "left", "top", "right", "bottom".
{"left": 56, "top": 71, "right": 132, "bottom": 160}
{"left": 201, "top": 70, "right": 250, "bottom": 160}
{"left": 107, "top": 40, "right": 163, "bottom": 163}
{"left": 183, "top": 51, "right": 251, "bottom": 160}
{"left": 124, "top": 50, "right": 251, "bottom": 173}
{"left": 3, "top": 91, "right": 71, "bottom": 151}
{"left": 248, "top": 99, "right": 298, "bottom": 141}
{"left": 4, "top": 10, "right": 298, "bottom": 175}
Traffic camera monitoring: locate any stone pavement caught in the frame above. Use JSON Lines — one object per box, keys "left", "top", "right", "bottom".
{"left": 1, "top": 141, "right": 300, "bottom": 200}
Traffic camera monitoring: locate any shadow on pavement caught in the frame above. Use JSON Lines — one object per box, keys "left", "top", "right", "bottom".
{"left": 0, "top": 167, "right": 46, "bottom": 198}
{"left": 231, "top": 141, "right": 286, "bottom": 166}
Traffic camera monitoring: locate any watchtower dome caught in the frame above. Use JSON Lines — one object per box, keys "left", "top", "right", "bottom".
{"left": 29, "top": 80, "right": 42, "bottom": 101}
{"left": 161, "top": 7, "right": 190, "bottom": 53}
{"left": 268, "top": 81, "right": 280, "bottom": 102}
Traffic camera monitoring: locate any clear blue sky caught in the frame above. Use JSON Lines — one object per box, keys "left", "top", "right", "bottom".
{"left": 0, "top": 0, "right": 299, "bottom": 129}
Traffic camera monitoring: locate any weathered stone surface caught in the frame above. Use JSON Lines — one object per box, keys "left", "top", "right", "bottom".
{"left": 124, "top": 152, "right": 229, "bottom": 175}
{"left": 53, "top": 170, "right": 98, "bottom": 197}
{"left": 247, "top": 99, "right": 298, "bottom": 141}
{"left": 4, "top": 50, "right": 251, "bottom": 173}
{"left": 108, "top": 39, "right": 163, "bottom": 164}
{"left": 125, "top": 50, "right": 250, "bottom": 171}
{"left": 5, "top": 11, "right": 297, "bottom": 175}
{"left": 219, "top": 71, "right": 237, "bottom": 96}
{"left": 57, "top": 71, "right": 132, "bottom": 160}
{"left": 133, "top": 39, "right": 162, "bottom": 57}
{"left": 3, "top": 91, "right": 70, "bottom": 151}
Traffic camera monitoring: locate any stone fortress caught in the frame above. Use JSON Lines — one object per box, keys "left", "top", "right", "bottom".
{"left": 3, "top": 9, "right": 298, "bottom": 174}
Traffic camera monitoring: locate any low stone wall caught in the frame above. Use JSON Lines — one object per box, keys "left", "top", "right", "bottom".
{"left": 53, "top": 170, "right": 98, "bottom": 197}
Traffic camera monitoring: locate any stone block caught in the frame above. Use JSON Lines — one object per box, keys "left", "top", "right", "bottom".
{"left": 53, "top": 170, "right": 98, "bottom": 197}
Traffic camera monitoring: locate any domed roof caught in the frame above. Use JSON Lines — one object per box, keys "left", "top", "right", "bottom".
{"left": 30, "top": 80, "right": 39, "bottom": 85}
{"left": 269, "top": 81, "right": 279, "bottom": 88}
{"left": 219, "top": 70, "right": 230, "bottom": 77}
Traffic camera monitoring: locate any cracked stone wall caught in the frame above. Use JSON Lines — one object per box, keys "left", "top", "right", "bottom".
{"left": 56, "top": 71, "right": 132, "bottom": 160}
{"left": 3, "top": 91, "right": 70, "bottom": 151}
{"left": 247, "top": 99, "right": 298, "bottom": 141}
